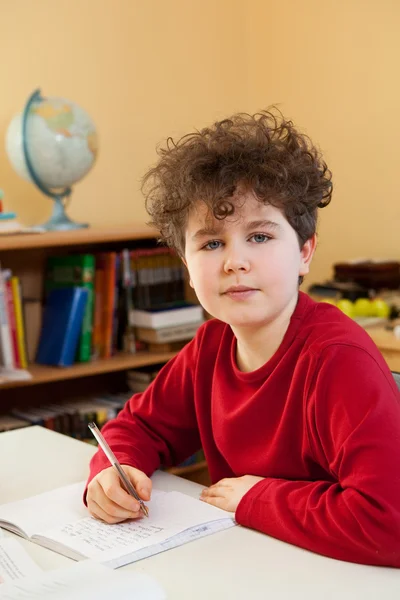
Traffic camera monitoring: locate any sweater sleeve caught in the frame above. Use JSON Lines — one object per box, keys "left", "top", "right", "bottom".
{"left": 235, "top": 345, "right": 400, "bottom": 566}
{"left": 87, "top": 328, "right": 204, "bottom": 486}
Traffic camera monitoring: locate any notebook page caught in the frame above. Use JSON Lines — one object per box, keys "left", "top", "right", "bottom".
{"left": 0, "top": 561, "right": 166, "bottom": 600}
{"left": 0, "top": 482, "right": 87, "bottom": 539}
{"left": 0, "top": 538, "right": 42, "bottom": 584}
{"left": 41, "top": 490, "right": 234, "bottom": 562}
{"left": 105, "top": 517, "right": 235, "bottom": 569}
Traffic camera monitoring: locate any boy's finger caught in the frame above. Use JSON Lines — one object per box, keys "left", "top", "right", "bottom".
{"left": 88, "top": 497, "right": 140, "bottom": 524}
{"left": 124, "top": 466, "right": 152, "bottom": 500}
{"left": 96, "top": 475, "right": 141, "bottom": 512}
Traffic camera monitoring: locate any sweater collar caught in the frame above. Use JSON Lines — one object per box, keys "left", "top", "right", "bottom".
{"left": 229, "top": 291, "right": 316, "bottom": 382}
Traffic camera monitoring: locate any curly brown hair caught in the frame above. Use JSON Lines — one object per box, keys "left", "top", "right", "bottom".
{"left": 142, "top": 109, "right": 332, "bottom": 257}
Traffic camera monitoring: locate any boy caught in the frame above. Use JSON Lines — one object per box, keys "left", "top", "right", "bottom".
{"left": 86, "top": 110, "right": 400, "bottom": 567}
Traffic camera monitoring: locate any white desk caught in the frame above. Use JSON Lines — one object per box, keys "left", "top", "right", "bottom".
{"left": 1, "top": 426, "right": 400, "bottom": 600}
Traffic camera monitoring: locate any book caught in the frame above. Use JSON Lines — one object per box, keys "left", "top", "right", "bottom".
{"left": 0, "top": 367, "right": 32, "bottom": 385}
{"left": 45, "top": 254, "right": 95, "bottom": 362}
{"left": 127, "top": 379, "right": 151, "bottom": 393}
{"left": 0, "top": 269, "right": 14, "bottom": 369}
{"left": 0, "top": 480, "right": 235, "bottom": 568}
{"left": 0, "top": 537, "right": 42, "bottom": 583}
{"left": 135, "top": 319, "right": 204, "bottom": 344}
{"left": 4, "top": 277, "right": 19, "bottom": 367}
{"left": 127, "top": 365, "right": 162, "bottom": 383}
{"left": 0, "top": 558, "right": 166, "bottom": 599}
{"left": 131, "top": 303, "right": 204, "bottom": 329}
{"left": 22, "top": 299, "right": 42, "bottom": 363}
{"left": 36, "top": 287, "right": 88, "bottom": 367}
{"left": 121, "top": 248, "right": 136, "bottom": 353}
{"left": 0, "top": 415, "right": 30, "bottom": 432}
{"left": 96, "top": 252, "right": 118, "bottom": 358}
{"left": 10, "top": 276, "right": 28, "bottom": 368}
{"left": 91, "top": 257, "right": 105, "bottom": 359}
{"left": 130, "top": 248, "right": 187, "bottom": 311}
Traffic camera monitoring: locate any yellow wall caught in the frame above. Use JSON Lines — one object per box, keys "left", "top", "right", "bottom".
{"left": 245, "top": 0, "right": 400, "bottom": 286}
{"left": 1, "top": 0, "right": 245, "bottom": 227}
{"left": 1, "top": 1, "right": 399, "bottom": 289}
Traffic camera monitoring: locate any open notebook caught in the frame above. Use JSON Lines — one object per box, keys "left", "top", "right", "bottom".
{"left": 0, "top": 482, "right": 235, "bottom": 568}
{"left": 0, "top": 560, "right": 166, "bottom": 599}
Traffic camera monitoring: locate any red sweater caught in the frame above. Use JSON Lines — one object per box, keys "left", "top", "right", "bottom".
{"left": 88, "top": 292, "right": 400, "bottom": 566}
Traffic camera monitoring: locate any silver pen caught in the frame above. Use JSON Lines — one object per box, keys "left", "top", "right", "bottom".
{"left": 88, "top": 422, "right": 149, "bottom": 517}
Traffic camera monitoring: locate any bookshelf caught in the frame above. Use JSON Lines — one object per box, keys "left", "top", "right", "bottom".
{"left": 0, "top": 225, "right": 156, "bottom": 251}
{"left": 0, "top": 225, "right": 210, "bottom": 485}
{"left": 0, "top": 351, "right": 177, "bottom": 389}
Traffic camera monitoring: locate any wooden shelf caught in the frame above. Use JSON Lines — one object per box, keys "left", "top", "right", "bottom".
{"left": 0, "top": 351, "right": 177, "bottom": 389}
{"left": 168, "top": 460, "right": 210, "bottom": 485}
{"left": 0, "top": 224, "right": 158, "bottom": 251}
{"left": 168, "top": 460, "right": 208, "bottom": 476}
{"left": 366, "top": 327, "right": 400, "bottom": 372}
{"left": 367, "top": 327, "right": 400, "bottom": 352}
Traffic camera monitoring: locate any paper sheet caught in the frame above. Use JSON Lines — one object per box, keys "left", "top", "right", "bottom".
{"left": 42, "top": 489, "right": 234, "bottom": 563}
{"left": 0, "top": 538, "right": 41, "bottom": 584}
{"left": 0, "top": 482, "right": 88, "bottom": 539}
{"left": 0, "top": 561, "right": 166, "bottom": 599}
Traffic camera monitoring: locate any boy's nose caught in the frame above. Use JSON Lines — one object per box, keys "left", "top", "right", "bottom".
{"left": 223, "top": 253, "right": 250, "bottom": 274}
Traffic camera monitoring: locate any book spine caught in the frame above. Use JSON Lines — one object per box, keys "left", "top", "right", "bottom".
{"left": 102, "top": 253, "right": 117, "bottom": 359}
{"left": 0, "top": 270, "right": 15, "bottom": 368}
{"left": 63, "top": 288, "right": 89, "bottom": 366}
{"left": 11, "top": 277, "right": 28, "bottom": 369}
{"left": 45, "top": 254, "right": 95, "bottom": 363}
{"left": 111, "top": 254, "right": 121, "bottom": 355}
{"left": 76, "top": 257, "right": 95, "bottom": 363}
{"left": 131, "top": 304, "right": 204, "bottom": 328}
{"left": 5, "top": 279, "right": 20, "bottom": 367}
{"left": 136, "top": 321, "right": 203, "bottom": 343}
{"left": 91, "top": 263, "right": 105, "bottom": 360}
{"left": 121, "top": 249, "right": 136, "bottom": 354}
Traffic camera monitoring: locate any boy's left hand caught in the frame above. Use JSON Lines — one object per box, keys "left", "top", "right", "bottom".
{"left": 200, "top": 475, "right": 264, "bottom": 512}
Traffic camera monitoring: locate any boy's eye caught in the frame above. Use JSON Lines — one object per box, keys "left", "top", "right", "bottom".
{"left": 203, "top": 240, "right": 222, "bottom": 250}
{"left": 249, "top": 233, "right": 270, "bottom": 243}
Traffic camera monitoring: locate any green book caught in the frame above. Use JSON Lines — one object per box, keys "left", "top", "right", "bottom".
{"left": 45, "top": 254, "right": 95, "bottom": 363}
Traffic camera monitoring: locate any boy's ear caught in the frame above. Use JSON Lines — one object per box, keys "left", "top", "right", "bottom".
{"left": 299, "top": 234, "right": 317, "bottom": 276}
{"left": 181, "top": 257, "right": 194, "bottom": 289}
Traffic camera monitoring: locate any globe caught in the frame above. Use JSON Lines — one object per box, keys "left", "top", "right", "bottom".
{"left": 5, "top": 89, "right": 98, "bottom": 231}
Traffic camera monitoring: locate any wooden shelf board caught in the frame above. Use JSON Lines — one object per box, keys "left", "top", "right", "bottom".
{"left": 168, "top": 460, "right": 208, "bottom": 476}
{"left": 0, "top": 224, "right": 158, "bottom": 251}
{"left": 0, "top": 351, "right": 177, "bottom": 389}
{"left": 367, "top": 327, "right": 400, "bottom": 352}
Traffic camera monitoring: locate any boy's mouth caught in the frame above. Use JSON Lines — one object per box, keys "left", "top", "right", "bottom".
{"left": 222, "top": 285, "right": 259, "bottom": 299}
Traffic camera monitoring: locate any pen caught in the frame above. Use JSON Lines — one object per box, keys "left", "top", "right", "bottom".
{"left": 88, "top": 422, "right": 149, "bottom": 517}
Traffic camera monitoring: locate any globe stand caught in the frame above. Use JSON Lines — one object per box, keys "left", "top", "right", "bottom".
{"left": 39, "top": 195, "right": 88, "bottom": 231}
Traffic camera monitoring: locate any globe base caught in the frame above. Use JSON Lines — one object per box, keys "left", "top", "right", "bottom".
{"left": 38, "top": 196, "right": 89, "bottom": 231}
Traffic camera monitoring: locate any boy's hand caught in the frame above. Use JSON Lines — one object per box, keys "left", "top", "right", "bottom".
{"left": 86, "top": 465, "right": 152, "bottom": 524}
{"left": 200, "top": 475, "right": 264, "bottom": 512}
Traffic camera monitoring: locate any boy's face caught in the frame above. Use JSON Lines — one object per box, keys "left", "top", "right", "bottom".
{"left": 184, "top": 191, "right": 315, "bottom": 333}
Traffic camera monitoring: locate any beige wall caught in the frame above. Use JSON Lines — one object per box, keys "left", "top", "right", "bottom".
{"left": 1, "top": 0, "right": 245, "bottom": 227}
{"left": 1, "top": 1, "right": 399, "bottom": 289}
{"left": 245, "top": 0, "right": 400, "bottom": 287}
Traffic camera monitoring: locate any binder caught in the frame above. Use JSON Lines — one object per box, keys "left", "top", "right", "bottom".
{"left": 36, "top": 287, "right": 88, "bottom": 367}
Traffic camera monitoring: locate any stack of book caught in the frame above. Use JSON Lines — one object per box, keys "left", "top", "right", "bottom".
{"left": 132, "top": 303, "right": 205, "bottom": 351}
{"left": 126, "top": 365, "right": 163, "bottom": 393}
{"left": 9, "top": 393, "right": 130, "bottom": 441}
{"left": 0, "top": 414, "right": 31, "bottom": 433}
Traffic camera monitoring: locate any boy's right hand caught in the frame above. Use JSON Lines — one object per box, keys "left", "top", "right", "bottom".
{"left": 86, "top": 465, "right": 152, "bottom": 524}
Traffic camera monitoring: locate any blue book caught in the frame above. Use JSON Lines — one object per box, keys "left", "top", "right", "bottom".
{"left": 36, "top": 287, "right": 88, "bottom": 367}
